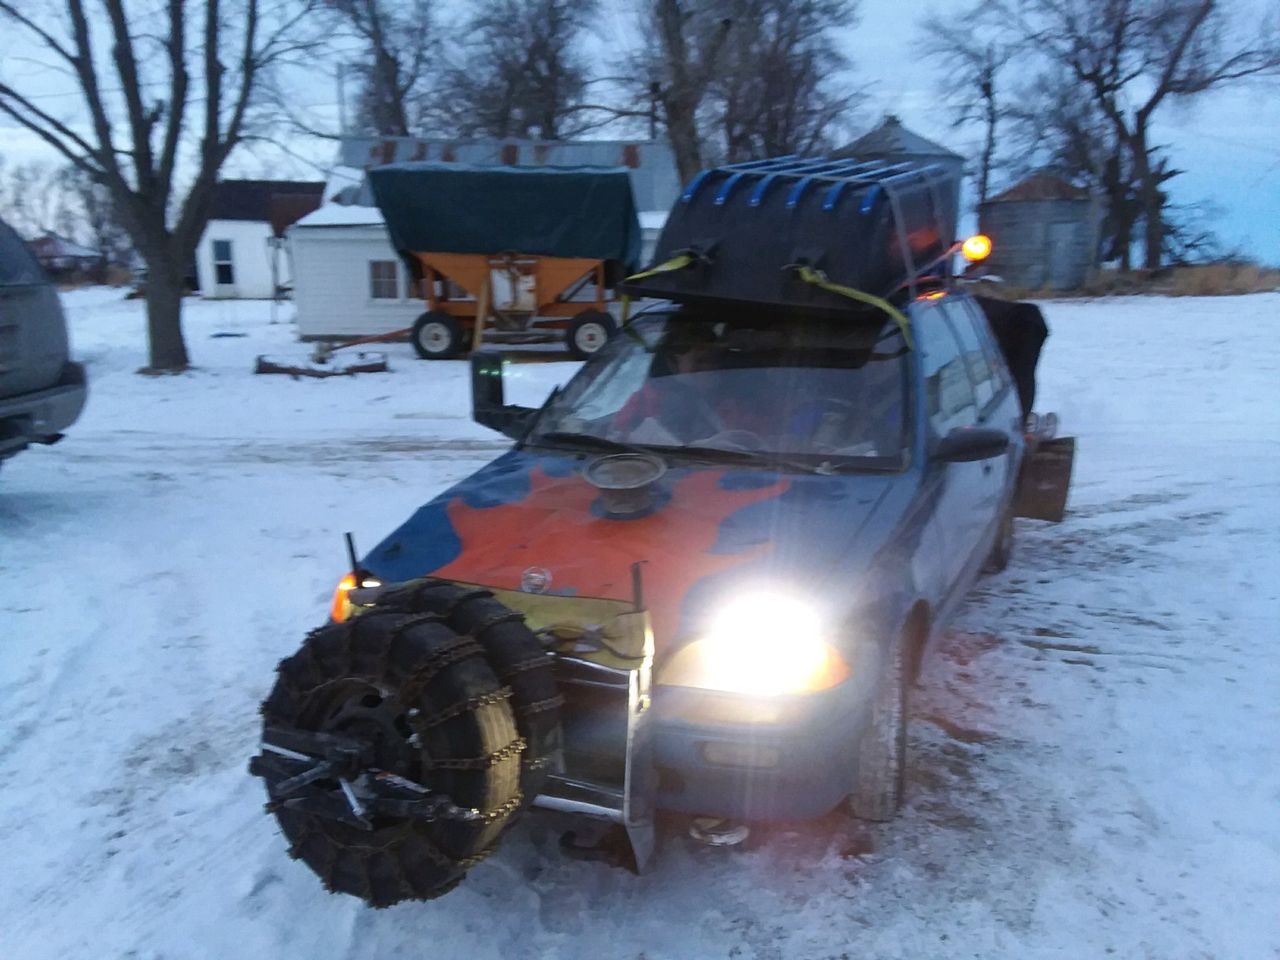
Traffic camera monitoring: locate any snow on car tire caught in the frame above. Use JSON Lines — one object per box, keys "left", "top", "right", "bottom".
{"left": 848, "top": 629, "right": 908, "bottom": 822}
{"left": 258, "top": 610, "right": 524, "bottom": 906}
{"left": 375, "top": 579, "right": 563, "bottom": 809}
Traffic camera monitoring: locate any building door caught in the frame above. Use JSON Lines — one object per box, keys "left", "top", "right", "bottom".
{"left": 1047, "top": 221, "right": 1077, "bottom": 290}
{"left": 212, "top": 239, "right": 236, "bottom": 295}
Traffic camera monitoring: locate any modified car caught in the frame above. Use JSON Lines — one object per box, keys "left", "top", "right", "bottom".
{"left": 250, "top": 156, "right": 1073, "bottom": 907}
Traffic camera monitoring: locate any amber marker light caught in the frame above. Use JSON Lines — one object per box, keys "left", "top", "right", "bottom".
{"left": 962, "top": 234, "right": 993, "bottom": 262}
{"left": 330, "top": 573, "right": 358, "bottom": 622}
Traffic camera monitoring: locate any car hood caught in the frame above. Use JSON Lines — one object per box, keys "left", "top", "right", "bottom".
{"left": 362, "top": 448, "right": 903, "bottom": 651}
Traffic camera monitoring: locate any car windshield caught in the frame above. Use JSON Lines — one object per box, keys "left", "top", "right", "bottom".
{"left": 531, "top": 309, "right": 909, "bottom": 469}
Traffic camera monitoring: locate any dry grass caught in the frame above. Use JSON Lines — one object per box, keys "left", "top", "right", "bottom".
{"left": 973, "top": 264, "right": 1280, "bottom": 300}
{"left": 1163, "top": 263, "right": 1280, "bottom": 297}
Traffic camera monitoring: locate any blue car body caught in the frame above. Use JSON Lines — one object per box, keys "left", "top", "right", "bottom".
{"left": 359, "top": 290, "right": 1025, "bottom": 821}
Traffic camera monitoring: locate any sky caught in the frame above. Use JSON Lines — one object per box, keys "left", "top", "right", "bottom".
{"left": 1, "top": 0, "right": 1278, "bottom": 265}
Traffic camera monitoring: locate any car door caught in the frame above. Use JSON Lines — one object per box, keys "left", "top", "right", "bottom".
{"left": 912, "top": 299, "right": 987, "bottom": 591}
{"left": 940, "top": 297, "right": 1007, "bottom": 532}
{"left": 952, "top": 294, "right": 1024, "bottom": 503}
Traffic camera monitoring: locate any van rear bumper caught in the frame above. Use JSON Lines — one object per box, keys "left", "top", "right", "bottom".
{"left": 0, "top": 362, "right": 87, "bottom": 457}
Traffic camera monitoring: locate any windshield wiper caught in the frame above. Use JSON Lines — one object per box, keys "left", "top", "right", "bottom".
{"left": 531, "top": 431, "right": 656, "bottom": 457}
{"left": 677, "top": 445, "right": 844, "bottom": 475}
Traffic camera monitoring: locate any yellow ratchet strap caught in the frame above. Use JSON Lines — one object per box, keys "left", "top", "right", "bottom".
{"left": 795, "top": 265, "right": 913, "bottom": 349}
{"left": 623, "top": 252, "right": 697, "bottom": 283}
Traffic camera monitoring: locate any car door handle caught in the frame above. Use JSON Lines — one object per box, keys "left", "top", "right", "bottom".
{"left": 982, "top": 462, "right": 993, "bottom": 475}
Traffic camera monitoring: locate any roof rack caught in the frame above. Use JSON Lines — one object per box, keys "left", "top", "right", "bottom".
{"left": 621, "top": 156, "right": 959, "bottom": 316}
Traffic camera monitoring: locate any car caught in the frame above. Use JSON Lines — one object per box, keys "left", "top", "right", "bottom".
{"left": 0, "top": 218, "right": 87, "bottom": 470}
{"left": 250, "top": 157, "right": 1073, "bottom": 907}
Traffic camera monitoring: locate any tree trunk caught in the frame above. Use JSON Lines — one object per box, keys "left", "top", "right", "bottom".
{"left": 143, "top": 257, "right": 189, "bottom": 371}
{"left": 664, "top": 99, "right": 704, "bottom": 184}
{"left": 1127, "top": 126, "right": 1164, "bottom": 271}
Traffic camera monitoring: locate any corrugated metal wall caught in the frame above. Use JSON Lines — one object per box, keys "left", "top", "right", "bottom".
{"left": 978, "top": 199, "right": 1095, "bottom": 290}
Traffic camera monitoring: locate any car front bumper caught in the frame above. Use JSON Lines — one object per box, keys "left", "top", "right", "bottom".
{"left": 0, "top": 361, "right": 87, "bottom": 458}
{"left": 649, "top": 674, "right": 875, "bottom": 820}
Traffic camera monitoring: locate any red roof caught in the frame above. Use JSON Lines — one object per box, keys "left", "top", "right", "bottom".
{"left": 986, "top": 172, "right": 1090, "bottom": 203}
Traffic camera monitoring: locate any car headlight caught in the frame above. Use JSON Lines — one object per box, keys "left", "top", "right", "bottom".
{"left": 659, "top": 592, "right": 850, "bottom": 695}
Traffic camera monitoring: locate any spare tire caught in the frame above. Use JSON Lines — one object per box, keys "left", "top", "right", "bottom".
{"left": 375, "top": 580, "right": 563, "bottom": 808}
{"left": 256, "top": 609, "right": 526, "bottom": 906}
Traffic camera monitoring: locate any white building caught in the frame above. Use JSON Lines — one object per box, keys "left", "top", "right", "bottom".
{"left": 288, "top": 202, "right": 669, "bottom": 341}
{"left": 288, "top": 205, "right": 424, "bottom": 340}
{"left": 195, "top": 180, "right": 324, "bottom": 299}
{"left": 284, "top": 139, "right": 678, "bottom": 339}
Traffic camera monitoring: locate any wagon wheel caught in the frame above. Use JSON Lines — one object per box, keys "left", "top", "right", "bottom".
{"left": 411, "top": 311, "right": 465, "bottom": 360}
{"left": 566, "top": 310, "right": 617, "bottom": 360}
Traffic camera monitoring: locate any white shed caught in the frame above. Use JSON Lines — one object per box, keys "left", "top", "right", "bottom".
{"left": 288, "top": 205, "right": 424, "bottom": 340}
{"left": 288, "top": 202, "right": 669, "bottom": 340}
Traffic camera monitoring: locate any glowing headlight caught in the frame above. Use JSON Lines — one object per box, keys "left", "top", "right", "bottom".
{"left": 659, "top": 592, "right": 850, "bottom": 696}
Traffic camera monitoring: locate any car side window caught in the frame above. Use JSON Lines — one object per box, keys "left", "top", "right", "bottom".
{"left": 941, "top": 300, "right": 995, "bottom": 409}
{"left": 914, "top": 302, "right": 977, "bottom": 435}
{"left": 0, "top": 220, "right": 46, "bottom": 287}
{"left": 962, "top": 298, "right": 1012, "bottom": 397}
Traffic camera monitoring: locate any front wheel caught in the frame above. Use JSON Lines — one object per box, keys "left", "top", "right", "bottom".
{"left": 254, "top": 610, "right": 525, "bottom": 906}
{"left": 848, "top": 631, "right": 908, "bottom": 821}
{"left": 565, "top": 310, "right": 617, "bottom": 360}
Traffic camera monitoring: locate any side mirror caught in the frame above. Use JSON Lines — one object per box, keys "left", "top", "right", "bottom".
{"left": 932, "top": 427, "right": 1010, "bottom": 463}
{"left": 471, "top": 350, "right": 538, "bottom": 440}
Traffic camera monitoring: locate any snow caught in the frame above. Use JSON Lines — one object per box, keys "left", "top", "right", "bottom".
{"left": 292, "top": 203, "right": 385, "bottom": 228}
{"left": 2, "top": 288, "right": 1278, "bottom": 959}
{"left": 640, "top": 210, "right": 670, "bottom": 231}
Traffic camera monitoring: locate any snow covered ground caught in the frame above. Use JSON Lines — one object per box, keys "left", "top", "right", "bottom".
{"left": 1, "top": 288, "right": 1277, "bottom": 959}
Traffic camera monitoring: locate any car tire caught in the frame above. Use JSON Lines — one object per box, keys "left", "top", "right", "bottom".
{"left": 984, "top": 509, "right": 1014, "bottom": 574}
{"left": 565, "top": 310, "right": 617, "bottom": 360}
{"left": 374, "top": 579, "right": 562, "bottom": 808}
{"left": 257, "top": 610, "right": 524, "bottom": 906}
{"left": 411, "top": 311, "right": 465, "bottom": 360}
{"left": 848, "top": 630, "right": 908, "bottom": 822}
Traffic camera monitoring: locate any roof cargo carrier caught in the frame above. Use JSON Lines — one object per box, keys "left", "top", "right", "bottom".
{"left": 620, "top": 156, "right": 960, "bottom": 314}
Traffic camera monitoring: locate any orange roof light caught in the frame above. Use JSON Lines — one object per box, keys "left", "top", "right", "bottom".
{"left": 962, "top": 234, "right": 992, "bottom": 262}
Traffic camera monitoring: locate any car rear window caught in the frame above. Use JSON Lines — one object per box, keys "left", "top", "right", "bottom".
{"left": 0, "top": 220, "right": 47, "bottom": 287}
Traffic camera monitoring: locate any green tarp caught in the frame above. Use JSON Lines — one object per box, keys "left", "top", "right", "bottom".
{"left": 367, "top": 163, "right": 642, "bottom": 269}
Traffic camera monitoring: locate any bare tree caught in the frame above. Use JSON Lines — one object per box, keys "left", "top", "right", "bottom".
{"left": 325, "top": 0, "right": 436, "bottom": 136}
{"left": 430, "top": 0, "right": 598, "bottom": 140}
{"left": 0, "top": 160, "right": 74, "bottom": 239}
{"left": 921, "top": 6, "right": 1020, "bottom": 203}
{"left": 61, "top": 167, "right": 134, "bottom": 275}
{"left": 635, "top": 1, "right": 734, "bottom": 182}
{"left": 1012, "top": 0, "right": 1280, "bottom": 269}
{"left": 714, "top": 0, "right": 859, "bottom": 162}
{"left": 0, "top": 0, "right": 318, "bottom": 371}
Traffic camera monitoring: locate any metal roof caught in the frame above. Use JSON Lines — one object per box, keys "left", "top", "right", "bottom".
{"left": 335, "top": 138, "right": 681, "bottom": 213}
{"left": 207, "top": 180, "right": 325, "bottom": 226}
{"left": 985, "top": 171, "right": 1091, "bottom": 204}
{"left": 833, "top": 115, "right": 961, "bottom": 160}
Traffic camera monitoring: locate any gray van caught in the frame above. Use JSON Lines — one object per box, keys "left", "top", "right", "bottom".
{"left": 0, "top": 218, "right": 87, "bottom": 467}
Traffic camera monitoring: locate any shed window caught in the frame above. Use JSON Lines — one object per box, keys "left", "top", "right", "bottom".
{"left": 212, "top": 239, "right": 234, "bottom": 285}
{"left": 369, "top": 260, "right": 399, "bottom": 299}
